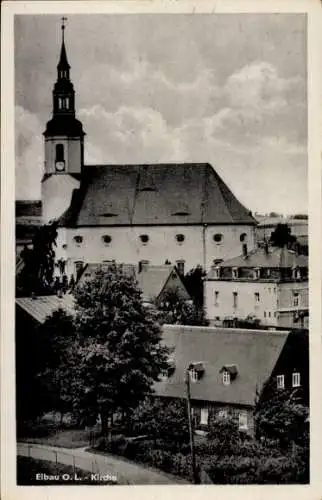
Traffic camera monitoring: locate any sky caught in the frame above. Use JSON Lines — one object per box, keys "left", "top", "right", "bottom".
{"left": 15, "top": 14, "right": 307, "bottom": 215}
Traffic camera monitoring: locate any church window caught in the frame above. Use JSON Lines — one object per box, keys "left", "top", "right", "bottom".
{"left": 213, "top": 233, "right": 223, "bottom": 243}
{"left": 58, "top": 97, "right": 63, "bottom": 109}
{"left": 74, "top": 235, "right": 83, "bottom": 245}
{"left": 102, "top": 235, "right": 112, "bottom": 245}
{"left": 176, "top": 234, "right": 185, "bottom": 244}
{"left": 55, "top": 144, "right": 64, "bottom": 162}
{"left": 214, "top": 291, "right": 219, "bottom": 306}
{"left": 233, "top": 292, "right": 238, "bottom": 309}
{"left": 65, "top": 97, "right": 69, "bottom": 109}
{"left": 240, "top": 233, "right": 247, "bottom": 242}
{"left": 139, "top": 234, "right": 149, "bottom": 244}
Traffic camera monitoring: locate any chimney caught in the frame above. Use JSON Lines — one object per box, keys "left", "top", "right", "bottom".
{"left": 242, "top": 244, "right": 248, "bottom": 258}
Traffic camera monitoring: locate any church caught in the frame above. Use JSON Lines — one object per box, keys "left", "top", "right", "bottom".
{"left": 42, "top": 25, "right": 257, "bottom": 279}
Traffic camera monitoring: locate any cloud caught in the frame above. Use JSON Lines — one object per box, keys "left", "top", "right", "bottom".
{"left": 15, "top": 106, "right": 43, "bottom": 199}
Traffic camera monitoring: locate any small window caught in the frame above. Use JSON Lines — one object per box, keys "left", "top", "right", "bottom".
{"left": 293, "top": 292, "right": 299, "bottom": 307}
{"left": 276, "top": 375, "right": 285, "bottom": 389}
{"left": 176, "top": 260, "right": 185, "bottom": 275}
{"left": 200, "top": 408, "right": 209, "bottom": 426}
{"left": 65, "top": 97, "right": 69, "bottom": 109}
{"left": 264, "top": 311, "right": 267, "bottom": 318}
{"left": 74, "top": 235, "right": 83, "bottom": 245}
{"left": 222, "top": 371, "right": 230, "bottom": 385}
{"left": 213, "top": 233, "right": 223, "bottom": 243}
{"left": 214, "top": 291, "right": 219, "bottom": 306}
{"left": 254, "top": 268, "right": 261, "bottom": 280}
{"left": 268, "top": 311, "right": 271, "bottom": 318}
{"left": 254, "top": 292, "right": 260, "bottom": 304}
{"left": 139, "top": 234, "right": 149, "bottom": 244}
{"left": 238, "top": 411, "right": 248, "bottom": 431}
{"left": 233, "top": 292, "right": 238, "bottom": 309}
{"left": 240, "top": 233, "right": 247, "bottom": 242}
{"left": 292, "top": 372, "right": 301, "bottom": 387}
{"left": 102, "top": 235, "right": 112, "bottom": 245}
{"left": 55, "top": 143, "right": 64, "bottom": 162}
{"left": 176, "top": 234, "right": 185, "bottom": 244}
{"left": 232, "top": 267, "right": 239, "bottom": 279}
{"left": 190, "top": 369, "right": 198, "bottom": 383}
{"left": 74, "top": 261, "right": 84, "bottom": 277}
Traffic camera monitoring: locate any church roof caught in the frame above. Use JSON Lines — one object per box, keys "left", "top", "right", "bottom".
{"left": 58, "top": 163, "right": 256, "bottom": 227}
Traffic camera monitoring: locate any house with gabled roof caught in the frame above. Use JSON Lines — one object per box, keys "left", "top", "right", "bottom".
{"left": 204, "top": 244, "right": 308, "bottom": 329}
{"left": 76, "top": 262, "right": 191, "bottom": 306}
{"left": 154, "top": 325, "right": 309, "bottom": 434}
{"left": 39, "top": 24, "right": 257, "bottom": 279}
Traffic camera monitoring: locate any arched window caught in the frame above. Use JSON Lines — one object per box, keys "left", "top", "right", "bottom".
{"left": 55, "top": 144, "right": 64, "bottom": 162}
{"left": 240, "top": 233, "right": 247, "bottom": 242}
{"left": 58, "top": 97, "right": 63, "bottom": 109}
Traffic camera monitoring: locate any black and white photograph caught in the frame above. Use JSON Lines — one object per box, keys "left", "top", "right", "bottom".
{"left": 2, "top": 2, "right": 322, "bottom": 496}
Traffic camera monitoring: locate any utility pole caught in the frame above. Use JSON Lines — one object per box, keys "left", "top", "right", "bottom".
{"left": 185, "top": 365, "right": 199, "bottom": 484}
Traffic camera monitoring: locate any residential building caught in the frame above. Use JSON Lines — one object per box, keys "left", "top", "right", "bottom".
{"left": 154, "top": 325, "right": 309, "bottom": 434}
{"left": 204, "top": 244, "right": 308, "bottom": 329}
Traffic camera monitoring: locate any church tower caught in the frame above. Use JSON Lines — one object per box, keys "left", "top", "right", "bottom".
{"left": 42, "top": 18, "right": 85, "bottom": 223}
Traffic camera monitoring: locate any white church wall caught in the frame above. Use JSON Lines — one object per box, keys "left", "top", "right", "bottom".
{"left": 57, "top": 223, "right": 256, "bottom": 277}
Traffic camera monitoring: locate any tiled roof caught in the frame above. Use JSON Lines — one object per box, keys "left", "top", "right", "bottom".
{"left": 154, "top": 325, "right": 289, "bottom": 406}
{"left": 207, "top": 246, "right": 308, "bottom": 278}
{"left": 137, "top": 265, "right": 190, "bottom": 303}
{"left": 58, "top": 163, "right": 256, "bottom": 227}
{"left": 77, "top": 263, "right": 190, "bottom": 303}
{"left": 16, "top": 295, "right": 75, "bottom": 324}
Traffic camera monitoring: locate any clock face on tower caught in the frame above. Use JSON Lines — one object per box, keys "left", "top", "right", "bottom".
{"left": 55, "top": 161, "right": 65, "bottom": 172}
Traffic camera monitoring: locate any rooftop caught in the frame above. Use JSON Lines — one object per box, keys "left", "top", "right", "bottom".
{"left": 58, "top": 163, "right": 257, "bottom": 227}
{"left": 154, "top": 325, "right": 290, "bottom": 406}
{"left": 16, "top": 294, "right": 75, "bottom": 324}
{"left": 207, "top": 246, "right": 308, "bottom": 279}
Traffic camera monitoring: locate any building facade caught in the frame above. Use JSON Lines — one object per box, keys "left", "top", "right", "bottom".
{"left": 154, "top": 325, "right": 308, "bottom": 434}
{"left": 41, "top": 26, "right": 257, "bottom": 278}
{"left": 204, "top": 245, "right": 308, "bottom": 329}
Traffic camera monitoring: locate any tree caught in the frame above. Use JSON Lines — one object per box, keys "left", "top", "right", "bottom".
{"left": 37, "top": 309, "right": 78, "bottom": 423}
{"left": 183, "top": 265, "right": 206, "bottom": 307}
{"left": 269, "top": 224, "right": 297, "bottom": 249}
{"left": 157, "top": 289, "right": 208, "bottom": 326}
{"left": 130, "top": 397, "right": 190, "bottom": 449}
{"left": 254, "top": 381, "right": 309, "bottom": 449}
{"left": 72, "top": 267, "right": 170, "bottom": 436}
{"left": 16, "top": 221, "right": 58, "bottom": 296}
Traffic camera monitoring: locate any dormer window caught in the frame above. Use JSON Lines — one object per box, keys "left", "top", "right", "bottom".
{"left": 74, "top": 235, "right": 83, "bottom": 245}
{"left": 102, "top": 235, "right": 112, "bottom": 246}
{"left": 253, "top": 267, "right": 261, "bottom": 280}
{"left": 222, "top": 371, "right": 230, "bottom": 385}
{"left": 213, "top": 266, "right": 221, "bottom": 279}
{"left": 189, "top": 362, "right": 205, "bottom": 383}
{"left": 276, "top": 374, "right": 285, "bottom": 389}
{"left": 213, "top": 233, "right": 223, "bottom": 244}
{"left": 220, "top": 364, "right": 238, "bottom": 385}
{"left": 232, "top": 267, "right": 238, "bottom": 279}
{"left": 139, "top": 234, "right": 149, "bottom": 245}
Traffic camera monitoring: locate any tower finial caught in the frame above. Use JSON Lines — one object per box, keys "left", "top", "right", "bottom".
{"left": 61, "top": 16, "right": 68, "bottom": 41}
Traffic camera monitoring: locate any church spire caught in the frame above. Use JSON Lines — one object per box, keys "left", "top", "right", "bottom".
{"left": 57, "top": 17, "right": 70, "bottom": 80}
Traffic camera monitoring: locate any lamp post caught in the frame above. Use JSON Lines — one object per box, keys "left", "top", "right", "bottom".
{"left": 185, "top": 363, "right": 199, "bottom": 484}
